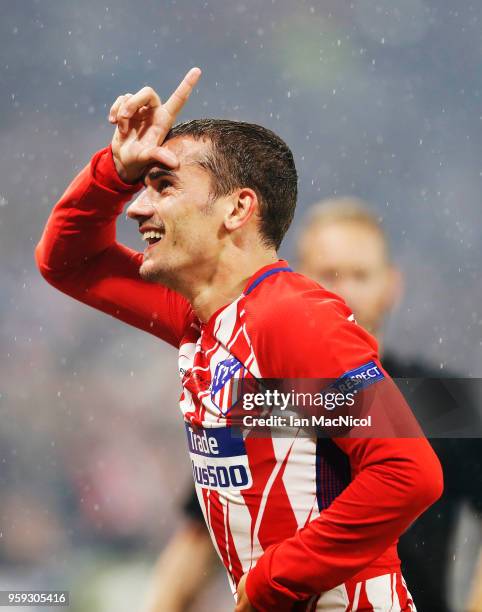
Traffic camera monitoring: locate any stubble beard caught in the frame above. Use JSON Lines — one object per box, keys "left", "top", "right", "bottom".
{"left": 139, "top": 253, "right": 181, "bottom": 292}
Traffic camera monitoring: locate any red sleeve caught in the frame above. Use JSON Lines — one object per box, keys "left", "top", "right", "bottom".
{"left": 246, "top": 290, "right": 443, "bottom": 610}
{"left": 34, "top": 146, "right": 192, "bottom": 348}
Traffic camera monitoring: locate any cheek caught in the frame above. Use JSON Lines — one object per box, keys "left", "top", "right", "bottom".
{"left": 344, "top": 282, "right": 379, "bottom": 315}
{"left": 169, "top": 214, "right": 212, "bottom": 250}
{"left": 361, "top": 282, "right": 389, "bottom": 316}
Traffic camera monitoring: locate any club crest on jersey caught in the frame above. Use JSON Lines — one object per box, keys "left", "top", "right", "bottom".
{"left": 211, "top": 356, "right": 246, "bottom": 416}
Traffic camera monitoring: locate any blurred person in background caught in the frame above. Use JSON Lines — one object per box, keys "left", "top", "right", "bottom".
{"left": 145, "top": 197, "right": 481, "bottom": 612}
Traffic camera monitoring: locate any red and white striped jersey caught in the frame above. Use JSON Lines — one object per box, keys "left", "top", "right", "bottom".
{"left": 313, "top": 572, "right": 416, "bottom": 611}
{"left": 35, "top": 146, "right": 443, "bottom": 611}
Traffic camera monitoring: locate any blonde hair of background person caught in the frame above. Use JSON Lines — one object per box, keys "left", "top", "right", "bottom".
{"left": 296, "top": 197, "right": 402, "bottom": 340}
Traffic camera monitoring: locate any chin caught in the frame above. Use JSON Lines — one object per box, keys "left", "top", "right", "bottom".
{"left": 140, "top": 258, "right": 176, "bottom": 286}
{"left": 139, "top": 260, "right": 162, "bottom": 282}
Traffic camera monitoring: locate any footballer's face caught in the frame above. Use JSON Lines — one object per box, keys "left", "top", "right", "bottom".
{"left": 298, "top": 221, "right": 400, "bottom": 335}
{"left": 126, "top": 136, "right": 227, "bottom": 286}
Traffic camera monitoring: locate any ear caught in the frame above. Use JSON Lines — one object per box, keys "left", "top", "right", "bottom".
{"left": 224, "top": 188, "right": 258, "bottom": 232}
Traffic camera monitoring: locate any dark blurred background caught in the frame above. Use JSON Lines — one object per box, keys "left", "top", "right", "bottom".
{"left": 0, "top": 1, "right": 481, "bottom": 610}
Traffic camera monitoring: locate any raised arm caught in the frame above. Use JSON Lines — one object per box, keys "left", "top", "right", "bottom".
{"left": 35, "top": 69, "right": 202, "bottom": 347}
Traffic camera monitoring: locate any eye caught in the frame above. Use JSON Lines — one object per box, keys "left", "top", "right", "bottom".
{"left": 157, "top": 180, "right": 172, "bottom": 192}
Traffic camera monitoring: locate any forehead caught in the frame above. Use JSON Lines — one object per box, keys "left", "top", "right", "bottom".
{"left": 163, "top": 135, "right": 211, "bottom": 167}
{"left": 302, "top": 221, "right": 388, "bottom": 266}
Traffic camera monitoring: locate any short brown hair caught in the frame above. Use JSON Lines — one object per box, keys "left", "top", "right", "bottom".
{"left": 166, "top": 119, "right": 298, "bottom": 250}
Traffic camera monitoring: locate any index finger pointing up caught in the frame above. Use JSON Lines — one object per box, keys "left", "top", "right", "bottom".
{"left": 163, "top": 67, "right": 202, "bottom": 119}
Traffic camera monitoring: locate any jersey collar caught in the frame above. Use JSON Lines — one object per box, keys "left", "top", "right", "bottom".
{"left": 242, "top": 259, "right": 293, "bottom": 295}
{"left": 200, "top": 260, "right": 293, "bottom": 332}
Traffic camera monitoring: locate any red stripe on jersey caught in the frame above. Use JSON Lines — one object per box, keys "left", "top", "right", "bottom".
{"left": 258, "top": 442, "right": 298, "bottom": 549}
{"left": 225, "top": 500, "right": 245, "bottom": 584}
{"left": 356, "top": 580, "right": 374, "bottom": 611}
{"left": 396, "top": 573, "right": 415, "bottom": 611}
{"left": 201, "top": 488, "right": 211, "bottom": 531}
{"left": 205, "top": 490, "right": 236, "bottom": 584}
{"left": 241, "top": 436, "right": 278, "bottom": 560}
{"left": 344, "top": 581, "right": 355, "bottom": 611}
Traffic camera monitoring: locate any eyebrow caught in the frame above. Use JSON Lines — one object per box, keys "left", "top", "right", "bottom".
{"left": 142, "top": 158, "right": 206, "bottom": 186}
{"left": 143, "top": 167, "right": 178, "bottom": 186}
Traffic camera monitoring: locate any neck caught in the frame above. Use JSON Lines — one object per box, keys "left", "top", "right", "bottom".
{"left": 169, "top": 247, "right": 279, "bottom": 323}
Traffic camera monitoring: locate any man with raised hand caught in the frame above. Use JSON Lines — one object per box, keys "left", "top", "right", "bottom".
{"left": 36, "top": 69, "right": 443, "bottom": 611}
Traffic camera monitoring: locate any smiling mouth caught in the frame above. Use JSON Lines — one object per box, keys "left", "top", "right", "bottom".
{"left": 141, "top": 227, "right": 166, "bottom": 247}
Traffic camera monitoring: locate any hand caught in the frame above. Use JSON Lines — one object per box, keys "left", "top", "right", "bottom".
{"left": 235, "top": 574, "right": 257, "bottom": 611}
{"left": 108, "top": 67, "right": 202, "bottom": 183}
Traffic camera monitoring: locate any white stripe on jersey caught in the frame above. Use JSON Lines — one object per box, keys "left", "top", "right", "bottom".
{"left": 279, "top": 435, "right": 320, "bottom": 526}
{"left": 352, "top": 582, "right": 362, "bottom": 611}
{"left": 225, "top": 491, "right": 264, "bottom": 571}
{"left": 214, "top": 296, "right": 242, "bottom": 345}
{"left": 315, "top": 582, "right": 350, "bottom": 610}
{"left": 241, "top": 322, "right": 262, "bottom": 378}
{"left": 202, "top": 488, "right": 224, "bottom": 563}
{"left": 314, "top": 573, "right": 416, "bottom": 611}
{"left": 365, "top": 574, "right": 397, "bottom": 611}
{"left": 178, "top": 341, "right": 197, "bottom": 373}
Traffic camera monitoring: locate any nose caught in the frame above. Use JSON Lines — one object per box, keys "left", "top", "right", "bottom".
{"left": 126, "top": 192, "right": 156, "bottom": 222}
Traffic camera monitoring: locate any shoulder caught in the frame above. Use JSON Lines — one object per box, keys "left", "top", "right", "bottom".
{"left": 246, "top": 270, "right": 351, "bottom": 326}
{"left": 244, "top": 271, "right": 379, "bottom": 378}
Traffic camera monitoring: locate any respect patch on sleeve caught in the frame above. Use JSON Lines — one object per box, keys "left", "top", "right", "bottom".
{"left": 328, "top": 360, "right": 385, "bottom": 395}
